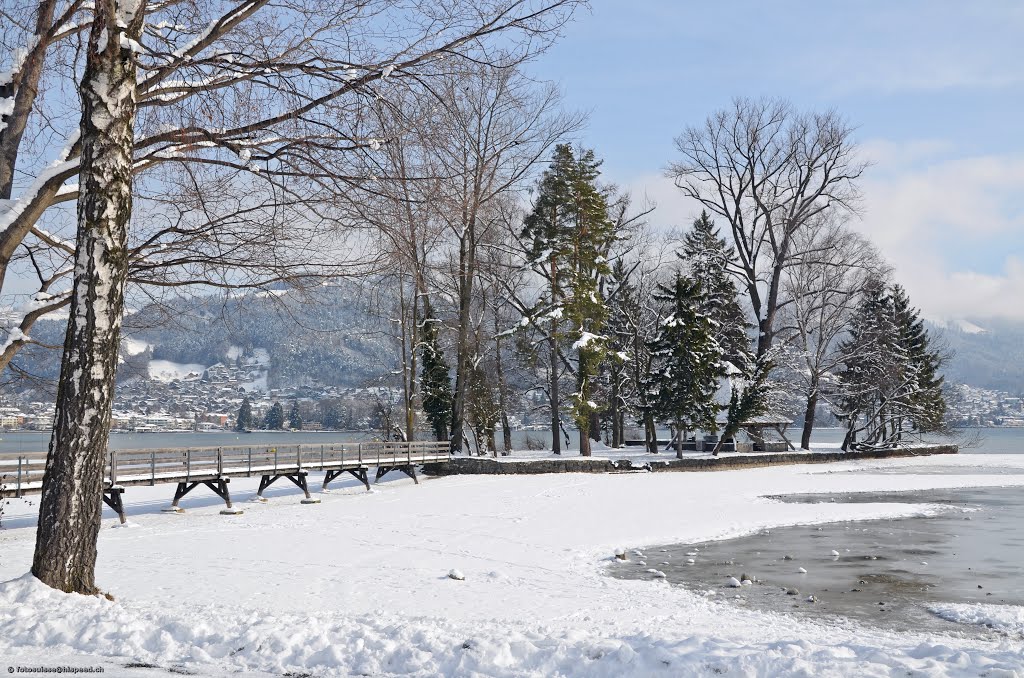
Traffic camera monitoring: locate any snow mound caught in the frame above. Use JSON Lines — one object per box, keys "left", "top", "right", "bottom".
{"left": 928, "top": 602, "right": 1024, "bottom": 635}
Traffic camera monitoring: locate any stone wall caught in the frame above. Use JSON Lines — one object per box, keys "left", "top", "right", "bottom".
{"left": 421, "top": 445, "right": 958, "bottom": 477}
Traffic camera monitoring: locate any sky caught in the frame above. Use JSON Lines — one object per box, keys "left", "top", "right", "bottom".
{"left": 527, "top": 1, "right": 1024, "bottom": 323}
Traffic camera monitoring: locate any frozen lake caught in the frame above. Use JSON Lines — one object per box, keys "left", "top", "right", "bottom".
{"left": 609, "top": 482, "right": 1024, "bottom": 639}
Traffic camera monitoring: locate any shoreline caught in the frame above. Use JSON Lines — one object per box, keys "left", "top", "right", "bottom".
{"left": 424, "top": 444, "right": 959, "bottom": 476}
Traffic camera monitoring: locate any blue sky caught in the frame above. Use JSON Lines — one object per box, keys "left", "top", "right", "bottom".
{"left": 528, "top": 1, "right": 1024, "bottom": 322}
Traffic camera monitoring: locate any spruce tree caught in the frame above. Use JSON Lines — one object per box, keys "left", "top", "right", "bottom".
{"left": 835, "top": 280, "right": 946, "bottom": 449}
{"left": 263, "top": 402, "right": 285, "bottom": 430}
{"left": 891, "top": 285, "right": 946, "bottom": 433}
{"left": 420, "top": 309, "right": 454, "bottom": 442}
{"left": 836, "top": 279, "right": 898, "bottom": 449}
{"left": 644, "top": 274, "right": 724, "bottom": 456}
{"left": 322, "top": 401, "right": 342, "bottom": 430}
{"left": 235, "top": 398, "right": 253, "bottom": 431}
{"left": 287, "top": 400, "right": 303, "bottom": 430}
{"left": 715, "top": 354, "right": 773, "bottom": 455}
{"left": 521, "top": 144, "right": 617, "bottom": 456}
{"left": 678, "top": 210, "right": 751, "bottom": 368}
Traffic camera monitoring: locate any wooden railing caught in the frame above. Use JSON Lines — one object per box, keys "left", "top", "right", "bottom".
{"left": 0, "top": 440, "right": 450, "bottom": 500}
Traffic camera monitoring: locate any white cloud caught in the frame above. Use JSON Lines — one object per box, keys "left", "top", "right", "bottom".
{"left": 858, "top": 146, "right": 1024, "bottom": 320}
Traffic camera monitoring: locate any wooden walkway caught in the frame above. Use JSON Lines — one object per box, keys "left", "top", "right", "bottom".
{"left": 0, "top": 441, "right": 451, "bottom": 522}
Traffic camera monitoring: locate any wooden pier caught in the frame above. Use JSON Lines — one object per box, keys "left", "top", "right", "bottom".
{"left": 0, "top": 441, "right": 451, "bottom": 523}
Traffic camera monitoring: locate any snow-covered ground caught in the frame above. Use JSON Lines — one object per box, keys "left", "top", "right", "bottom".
{"left": 2, "top": 454, "right": 1023, "bottom": 677}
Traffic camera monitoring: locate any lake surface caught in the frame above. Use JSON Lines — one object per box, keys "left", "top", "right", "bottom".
{"left": 1, "top": 426, "right": 1021, "bottom": 455}
{"left": 609, "top": 484, "right": 1024, "bottom": 639}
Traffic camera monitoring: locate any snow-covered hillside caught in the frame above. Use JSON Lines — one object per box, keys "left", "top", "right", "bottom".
{"left": 147, "top": 359, "right": 206, "bottom": 382}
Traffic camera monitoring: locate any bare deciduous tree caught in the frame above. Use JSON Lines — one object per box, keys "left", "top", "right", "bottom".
{"left": 26, "top": 0, "right": 585, "bottom": 594}
{"left": 776, "top": 221, "right": 890, "bottom": 449}
{"left": 667, "top": 97, "right": 867, "bottom": 359}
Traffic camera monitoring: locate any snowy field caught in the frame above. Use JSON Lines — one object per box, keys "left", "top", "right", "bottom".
{"left": 2, "top": 454, "right": 1024, "bottom": 677}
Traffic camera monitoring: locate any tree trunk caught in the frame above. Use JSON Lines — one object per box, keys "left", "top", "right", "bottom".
{"left": 32, "top": 0, "right": 143, "bottom": 594}
{"left": 398, "top": 282, "right": 415, "bottom": 443}
{"left": 579, "top": 431, "right": 591, "bottom": 456}
{"left": 675, "top": 421, "right": 684, "bottom": 457}
{"left": 549, "top": 328, "right": 561, "bottom": 455}
{"left": 449, "top": 224, "right": 475, "bottom": 454}
{"left": 841, "top": 424, "right": 854, "bottom": 452}
{"left": 644, "top": 410, "right": 657, "bottom": 453}
{"left": 494, "top": 320, "right": 513, "bottom": 455}
{"left": 609, "top": 374, "right": 618, "bottom": 447}
{"left": 800, "top": 384, "right": 819, "bottom": 450}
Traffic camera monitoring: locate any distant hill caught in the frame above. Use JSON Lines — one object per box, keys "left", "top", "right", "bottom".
{"left": 10, "top": 290, "right": 1023, "bottom": 397}
{"left": 927, "top": 318, "right": 1024, "bottom": 394}
{"left": 8, "top": 282, "right": 400, "bottom": 391}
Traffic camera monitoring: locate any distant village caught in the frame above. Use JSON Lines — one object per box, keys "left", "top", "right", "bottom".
{"left": 0, "top": 353, "right": 1019, "bottom": 434}
{"left": 0, "top": 351, "right": 535, "bottom": 435}
{"left": 0, "top": 353, "right": 396, "bottom": 434}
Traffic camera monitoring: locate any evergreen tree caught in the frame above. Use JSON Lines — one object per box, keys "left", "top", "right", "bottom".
{"left": 420, "top": 309, "right": 454, "bottom": 442}
{"left": 644, "top": 274, "right": 724, "bottom": 456}
{"left": 520, "top": 144, "right": 618, "bottom": 456}
{"left": 322, "top": 401, "right": 342, "bottom": 430}
{"left": 263, "top": 402, "right": 285, "bottom": 430}
{"left": 287, "top": 400, "right": 303, "bottom": 430}
{"left": 466, "top": 360, "right": 500, "bottom": 455}
{"left": 715, "top": 354, "right": 774, "bottom": 455}
{"left": 891, "top": 285, "right": 946, "bottom": 433}
{"left": 836, "top": 281, "right": 945, "bottom": 449}
{"left": 836, "top": 279, "right": 900, "bottom": 449}
{"left": 234, "top": 398, "right": 253, "bottom": 431}
{"left": 678, "top": 210, "right": 751, "bottom": 367}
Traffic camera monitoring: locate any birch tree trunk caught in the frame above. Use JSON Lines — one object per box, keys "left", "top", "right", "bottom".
{"left": 32, "top": 0, "right": 144, "bottom": 594}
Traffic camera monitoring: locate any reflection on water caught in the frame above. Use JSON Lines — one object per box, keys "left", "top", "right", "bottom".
{"left": 609, "top": 486, "right": 1024, "bottom": 639}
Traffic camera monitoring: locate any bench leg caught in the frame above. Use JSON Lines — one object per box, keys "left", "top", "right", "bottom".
{"left": 323, "top": 468, "right": 370, "bottom": 492}
{"left": 163, "top": 481, "right": 197, "bottom": 513}
{"left": 204, "top": 478, "right": 243, "bottom": 515}
{"left": 102, "top": 488, "right": 126, "bottom": 524}
{"left": 347, "top": 468, "right": 371, "bottom": 491}
{"left": 283, "top": 472, "right": 319, "bottom": 504}
{"left": 164, "top": 479, "right": 242, "bottom": 515}
{"left": 375, "top": 465, "right": 418, "bottom": 485}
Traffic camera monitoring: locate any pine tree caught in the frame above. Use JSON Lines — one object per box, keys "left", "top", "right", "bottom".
{"left": 420, "top": 308, "right": 453, "bottom": 442}
{"left": 520, "top": 144, "right": 618, "bottom": 456}
{"left": 263, "top": 402, "right": 285, "bottom": 430}
{"left": 235, "top": 398, "right": 253, "bottom": 431}
{"left": 644, "top": 274, "right": 724, "bottom": 456}
{"left": 287, "top": 400, "right": 303, "bottom": 430}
